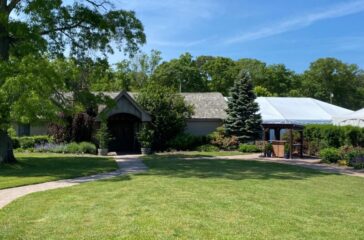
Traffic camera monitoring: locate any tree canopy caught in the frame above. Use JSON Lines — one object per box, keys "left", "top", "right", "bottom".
{"left": 151, "top": 53, "right": 208, "bottom": 92}
{"left": 136, "top": 83, "right": 194, "bottom": 150}
{"left": 0, "top": 0, "right": 146, "bottom": 163}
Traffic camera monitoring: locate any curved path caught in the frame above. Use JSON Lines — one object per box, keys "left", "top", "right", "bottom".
{"left": 0, "top": 155, "right": 147, "bottom": 209}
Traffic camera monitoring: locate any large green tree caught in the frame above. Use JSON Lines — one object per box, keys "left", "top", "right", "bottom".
{"left": 0, "top": 0, "right": 145, "bottom": 163}
{"left": 136, "top": 83, "right": 193, "bottom": 150}
{"left": 151, "top": 53, "right": 208, "bottom": 92}
{"left": 225, "top": 71, "right": 262, "bottom": 142}
{"left": 197, "top": 56, "right": 236, "bottom": 96}
{"left": 301, "top": 58, "right": 363, "bottom": 109}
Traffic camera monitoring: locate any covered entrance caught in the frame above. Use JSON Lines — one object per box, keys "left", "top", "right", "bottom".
{"left": 108, "top": 113, "right": 141, "bottom": 152}
{"left": 96, "top": 91, "right": 152, "bottom": 154}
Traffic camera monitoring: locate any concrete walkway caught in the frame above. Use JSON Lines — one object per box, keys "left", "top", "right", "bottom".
{"left": 0, "top": 155, "right": 147, "bottom": 209}
{"left": 183, "top": 153, "right": 364, "bottom": 178}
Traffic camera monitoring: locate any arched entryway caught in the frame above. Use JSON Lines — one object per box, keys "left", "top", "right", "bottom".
{"left": 107, "top": 113, "right": 141, "bottom": 153}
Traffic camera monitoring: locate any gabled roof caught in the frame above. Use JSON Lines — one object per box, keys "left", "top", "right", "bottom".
{"left": 256, "top": 97, "right": 353, "bottom": 124}
{"left": 98, "top": 91, "right": 152, "bottom": 122}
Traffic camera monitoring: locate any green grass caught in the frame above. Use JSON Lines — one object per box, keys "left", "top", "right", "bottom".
{"left": 0, "top": 153, "right": 117, "bottom": 189}
{"left": 161, "top": 150, "right": 249, "bottom": 157}
{"left": 1, "top": 155, "right": 364, "bottom": 239}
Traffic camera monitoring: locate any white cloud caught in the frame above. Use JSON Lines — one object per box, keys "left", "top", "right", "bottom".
{"left": 148, "top": 38, "right": 211, "bottom": 48}
{"left": 225, "top": 0, "right": 364, "bottom": 44}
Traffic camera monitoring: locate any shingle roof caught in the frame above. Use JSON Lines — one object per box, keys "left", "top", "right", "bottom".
{"left": 181, "top": 92, "right": 227, "bottom": 119}
{"left": 100, "top": 91, "right": 227, "bottom": 119}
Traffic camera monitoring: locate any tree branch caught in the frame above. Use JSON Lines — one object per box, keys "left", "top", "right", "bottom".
{"left": 84, "top": 0, "right": 111, "bottom": 10}
{"left": 7, "top": 0, "right": 21, "bottom": 12}
{"left": 40, "top": 20, "right": 84, "bottom": 35}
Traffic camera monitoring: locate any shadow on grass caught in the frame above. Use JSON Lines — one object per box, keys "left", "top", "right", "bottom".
{"left": 0, "top": 155, "right": 117, "bottom": 180}
{"left": 139, "top": 154, "right": 333, "bottom": 181}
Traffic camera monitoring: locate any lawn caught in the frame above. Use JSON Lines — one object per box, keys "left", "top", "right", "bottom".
{"left": 0, "top": 153, "right": 117, "bottom": 189}
{"left": 1, "top": 155, "right": 364, "bottom": 239}
{"left": 159, "top": 150, "right": 250, "bottom": 157}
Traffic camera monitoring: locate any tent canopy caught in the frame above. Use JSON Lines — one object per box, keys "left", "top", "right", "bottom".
{"left": 333, "top": 108, "right": 364, "bottom": 127}
{"left": 256, "top": 97, "right": 353, "bottom": 125}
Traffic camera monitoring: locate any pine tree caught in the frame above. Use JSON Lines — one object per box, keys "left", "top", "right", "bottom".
{"left": 225, "top": 71, "right": 262, "bottom": 142}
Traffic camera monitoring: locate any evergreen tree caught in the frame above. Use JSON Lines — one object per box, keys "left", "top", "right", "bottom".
{"left": 225, "top": 71, "right": 262, "bottom": 142}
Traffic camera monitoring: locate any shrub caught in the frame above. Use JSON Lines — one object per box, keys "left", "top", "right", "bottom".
{"left": 239, "top": 144, "right": 260, "bottom": 153}
{"left": 13, "top": 135, "right": 53, "bottom": 149}
{"left": 79, "top": 142, "right": 97, "bottom": 154}
{"left": 265, "top": 142, "right": 273, "bottom": 152}
{"left": 18, "top": 137, "right": 35, "bottom": 149}
{"left": 196, "top": 144, "right": 220, "bottom": 152}
{"left": 96, "top": 121, "right": 110, "bottom": 149}
{"left": 65, "top": 142, "right": 81, "bottom": 154}
{"left": 136, "top": 83, "right": 194, "bottom": 151}
{"left": 344, "top": 148, "right": 364, "bottom": 169}
{"left": 167, "top": 133, "right": 209, "bottom": 151}
{"left": 137, "top": 125, "right": 154, "bottom": 148}
{"left": 319, "top": 148, "right": 341, "bottom": 163}
{"left": 304, "top": 125, "right": 364, "bottom": 155}
{"left": 209, "top": 127, "right": 239, "bottom": 150}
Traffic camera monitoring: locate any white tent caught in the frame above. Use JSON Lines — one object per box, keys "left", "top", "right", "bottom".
{"left": 256, "top": 97, "right": 353, "bottom": 125}
{"left": 333, "top": 108, "right": 364, "bottom": 128}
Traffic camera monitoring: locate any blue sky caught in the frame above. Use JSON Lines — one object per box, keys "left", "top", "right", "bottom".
{"left": 112, "top": 0, "right": 364, "bottom": 72}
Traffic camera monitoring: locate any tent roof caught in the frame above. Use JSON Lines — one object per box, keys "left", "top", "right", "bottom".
{"left": 333, "top": 108, "right": 364, "bottom": 127}
{"left": 256, "top": 97, "right": 353, "bottom": 124}
{"left": 337, "top": 108, "right": 364, "bottom": 119}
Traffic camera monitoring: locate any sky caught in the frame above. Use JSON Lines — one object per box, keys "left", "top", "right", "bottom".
{"left": 111, "top": 0, "right": 364, "bottom": 72}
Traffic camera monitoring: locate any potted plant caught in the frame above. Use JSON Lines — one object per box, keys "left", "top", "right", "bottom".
{"left": 265, "top": 142, "right": 273, "bottom": 157}
{"left": 137, "top": 125, "right": 154, "bottom": 155}
{"left": 284, "top": 143, "right": 291, "bottom": 159}
{"left": 96, "top": 120, "right": 110, "bottom": 156}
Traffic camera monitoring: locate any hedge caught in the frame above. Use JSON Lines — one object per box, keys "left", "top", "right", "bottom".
{"left": 304, "top": 125, "right": 364, "bottom": 155}
{"left": 12, "top": 135, "right": 53, "bottom": 149}
{"left": 167, "top": 133, "right": 210, "bottom": 151}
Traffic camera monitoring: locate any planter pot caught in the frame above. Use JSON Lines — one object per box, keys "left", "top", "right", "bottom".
{"left": 266, "top": 151, "right": 272, "bottom": 158}
{"left": 98, "top": 148, "right": 108, "bottom": 156}
{"left": 284, "top": 152, "right": 290, "bottom": 159}
{"left": 141, "top": 147, "right": 152, "bottom": 155}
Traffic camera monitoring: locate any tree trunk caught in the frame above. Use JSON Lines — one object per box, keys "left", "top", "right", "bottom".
{"left": 0, "top": 6, "right": 10, "bottom": 61}
{"left": 0, "top": 33, "right": 10, "bottom": 61}
{"left": 0, "top": 130, "right": 16, "bottom": 164}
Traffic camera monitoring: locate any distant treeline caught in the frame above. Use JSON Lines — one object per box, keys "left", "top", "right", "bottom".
{"left": 55, "top": 50, "right": 364, "bottom": 110}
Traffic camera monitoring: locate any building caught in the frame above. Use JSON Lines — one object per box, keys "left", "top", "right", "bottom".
{"left": 14, "top": 92, "right": 354, "bottom": 152}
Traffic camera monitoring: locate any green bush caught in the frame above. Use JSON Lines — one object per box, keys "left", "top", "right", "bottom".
{"left": 50, "top": 145, "right": 66, "bottom": 153}
{"left": 65, "top": 142, "right": 81, "bottom": 154}
{"left": 239, "top": 144, "right": 261, "bottom": 153}
{"left": 319, "top": 148, "right": 341, "bottom": 163}
{"left": 18, "top": 137, "right": 35, "bottom": 149}
{"left": 340, "top": 147, "right": 364, "bottom": 169}
{"left": 209, "top": 127, "right": 239, "bottom": 150}
{"left": 79, "top": 142, "right": 97, "bottom": 154}
{"left": 304, "top": 125, "right": 364, "bottom": 155}
{"left": 167, "top": 133, "right": 209, "bottom": 151}
{"left": 137, "top": 125, "right": 154, "bottom": 148}
{"left": 12, "top": 135, "right": 53, "bottom": 149}
{"left": 196, "top": 144, "right": 220, "bottom": 152}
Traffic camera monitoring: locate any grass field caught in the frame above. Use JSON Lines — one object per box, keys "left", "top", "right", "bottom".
{"left": 0, "top": 153, "right": 117, "bottom": 189}
{"left": 0, "top": 154, "right": 363, "bottom": 239}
